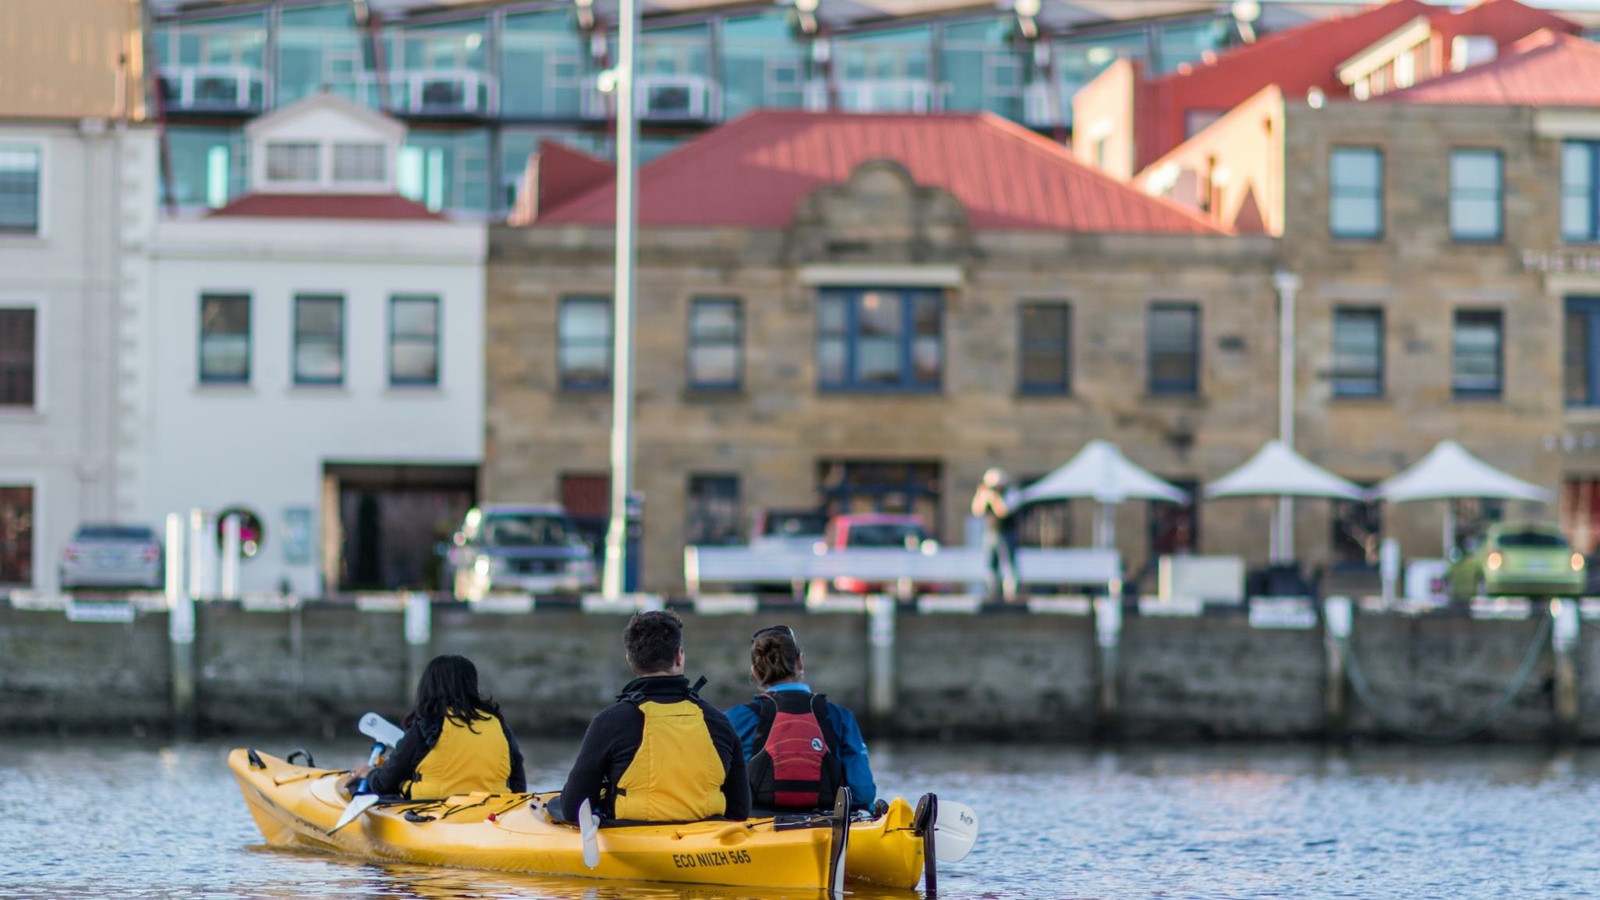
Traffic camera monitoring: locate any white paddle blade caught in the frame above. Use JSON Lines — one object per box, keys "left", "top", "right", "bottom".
{"left": 579, "top": 798, "right": 600, "bottom": 869}
{"left": 358, "top": 712, "right": 405, "bottom": 749}
{"left": 934, "top": 800, "right": 979, "bottom": 863}
{"left": 331, "top": 793, "right": 380, "bottom": 834}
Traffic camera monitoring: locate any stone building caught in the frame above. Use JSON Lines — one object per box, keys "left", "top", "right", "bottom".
{"left": 489, "top": 111, "right": 1282, "bottom": 592}
{"left": 1123, "top": 10, "right": 1600, "bottom": 563}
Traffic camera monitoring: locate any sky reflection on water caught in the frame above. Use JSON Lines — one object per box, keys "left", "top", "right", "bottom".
{"left": 2, "top": 737, "right": 1599, "bottom": 899}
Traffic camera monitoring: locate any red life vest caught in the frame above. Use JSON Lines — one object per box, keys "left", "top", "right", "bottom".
{"left": 747, "top": 690, "right": 843, "bottom": 810}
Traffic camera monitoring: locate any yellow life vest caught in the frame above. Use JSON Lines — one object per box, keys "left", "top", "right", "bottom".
{"left": 614, "top": 699, "right": 727, "bottom": 821}
{"left": 401, "top": 715, "right": 512, "bottom": 799}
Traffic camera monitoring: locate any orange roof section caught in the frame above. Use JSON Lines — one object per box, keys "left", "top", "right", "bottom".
{"left": 1382, "top": 29, "right": 1600, "bottom": 106}
{"left": 533, "top": 110, "right": 1221, "bottom": 235}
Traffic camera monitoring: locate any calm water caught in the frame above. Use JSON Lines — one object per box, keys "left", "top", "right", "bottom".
{"left": 2, "top": 736, "right": 1598, "bottom": 899}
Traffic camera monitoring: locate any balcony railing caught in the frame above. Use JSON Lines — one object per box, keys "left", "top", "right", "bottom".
{"left": 356, "top": 69, "right": 498, "bottom": 116}
{"left": 805, "top": 78, "right": 936, "bottom": 113}
{"left": 159, "top": 65, "right": 266, "bottom": 114}
{"left": 581, "top": 74, "right": 721, "bottom": 122}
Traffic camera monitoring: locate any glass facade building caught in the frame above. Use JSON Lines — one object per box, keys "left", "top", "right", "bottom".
{"left": 151, "top": 1, "right": 1236, "bottom": 218}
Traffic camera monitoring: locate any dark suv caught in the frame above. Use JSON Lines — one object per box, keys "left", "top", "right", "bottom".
{"left": 447, "top": 504, "right": 596, "bottom": 600}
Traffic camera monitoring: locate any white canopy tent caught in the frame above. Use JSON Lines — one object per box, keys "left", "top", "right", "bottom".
{"left": 1018, "top": 439, "right": 1189, "bottom": 548}
{"left": 1204, "top": 440, "right": 1367, "bottom": 563}
{"left": 1371, "top": 440, "right": 1553, "bottom": 554}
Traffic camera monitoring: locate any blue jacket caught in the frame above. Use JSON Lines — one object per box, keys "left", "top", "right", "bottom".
{"left": 725, "top": 683, "right": 876, "bottom": 810}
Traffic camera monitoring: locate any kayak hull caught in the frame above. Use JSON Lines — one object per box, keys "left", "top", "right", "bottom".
{"left": 229, "top": 748, "right": 923, "bottom": 890}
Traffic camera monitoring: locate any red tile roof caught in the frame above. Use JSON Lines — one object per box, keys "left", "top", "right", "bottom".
{"left": 208, "top": 193, "right": 446, "bottom": 220}
{"left": 1383, "top": 29, "right": 1600, "bottom": 105}
{"left": 1134, "top": 0, "right": 1431, "bottom": 169}
{"left": 534, "top": 110, "right": 1220, "bottom": 234}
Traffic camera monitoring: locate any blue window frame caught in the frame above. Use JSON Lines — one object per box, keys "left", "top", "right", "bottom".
{"left": 1563, "top": 141, "right": 1600, "bottom": 243}
{"left": 688, "top": 297, "right": 743, "bottom": 391}
{"left": 1329, "top": 146, "right": 1383, "bottom": 239}
{"left": 560, "top": 295, "right": 612, "bottom": 390}
{"left": 389, "top": 295, "right": 440, "bottom": 387}
{"left": 1147, "top": 302, "right": 1200, "bottom": 395}
{"left": 293, "top": 294, "right": 343, "bottom": 386}
{"left": 1019, "top": 301, "right": 1071, "bottom": 394}
{"left": 816, "top": 288, "right": 942, "bottom": 392}
{"left": 1566, "top": 297, "right": 1600, "bottom": 407}
{"left": 199, "top": 293, "right": 250, "bottom": 384}
{"left": 1449, "top": 148, "right": 1502, "bottom": 242}
{"left": 1332, "top": 307, "right": 1383, "bottom": 397}
{"left": 1452, "top": 309, "right": 1503, "bottom": 399}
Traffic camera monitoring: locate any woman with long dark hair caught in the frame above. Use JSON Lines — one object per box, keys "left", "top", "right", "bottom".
{"left": 346, "top": 654, "right": 526, "bottom": 798}
{"left": 724, "top": 625, "right": 876, "bottom": 812}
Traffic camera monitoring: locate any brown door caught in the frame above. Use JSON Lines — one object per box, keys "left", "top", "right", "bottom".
{"left": 0, "top": 486, "right": 34, "bottom": 585}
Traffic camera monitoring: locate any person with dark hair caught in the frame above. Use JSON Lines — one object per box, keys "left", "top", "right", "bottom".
{"left": 344, "top": 654, "right": 526, "bottom": 798}
{"left": 725, "top": 624, "right": 876, "bottom": 813}
{"left": 558, "top": 609, "right": 749, "bottom": 824}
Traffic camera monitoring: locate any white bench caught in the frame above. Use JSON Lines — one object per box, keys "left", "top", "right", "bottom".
{"left": 1157, "top": 555, "right": 1246, "bottom": 607}
{"left": 684, "top": 545, "right": 1122, "bottom": 600}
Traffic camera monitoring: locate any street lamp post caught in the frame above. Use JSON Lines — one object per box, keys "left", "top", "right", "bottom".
{"left": 602, "top": 0, "right": 639, "bottom": 600}
{"left": 1274, "top": 270, "right": 1302, "bottom": 564}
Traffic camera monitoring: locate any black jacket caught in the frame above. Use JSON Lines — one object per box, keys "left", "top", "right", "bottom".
{"left": 365, "top": 712, "right": 527, "bottom": 796}
{"left": 559, "top": 674, "right": 750, "bottom": 823}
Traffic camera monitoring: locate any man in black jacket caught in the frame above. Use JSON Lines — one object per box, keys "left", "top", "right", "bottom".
{"left": 559, "top": 609, "right": 750, "bottom": 823}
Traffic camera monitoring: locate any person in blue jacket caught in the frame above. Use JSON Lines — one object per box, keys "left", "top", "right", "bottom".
{"left": 725, "top": 624, "right": 877, "bottom": 813}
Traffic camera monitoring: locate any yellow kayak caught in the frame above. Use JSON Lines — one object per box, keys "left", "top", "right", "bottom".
{"left": 229, "top": 748, "right": 930, "bottom": 890}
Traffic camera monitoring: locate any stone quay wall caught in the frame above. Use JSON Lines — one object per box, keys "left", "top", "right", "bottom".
{"left": 2, "top": 595, "right": 1595, "bottom": 745}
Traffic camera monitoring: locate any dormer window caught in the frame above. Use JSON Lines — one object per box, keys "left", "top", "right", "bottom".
{"left": 265, "top": 142, "right": 320, "bottom": 183}
{"left": 245, "top": 94, "right": 404, "bottom": 195}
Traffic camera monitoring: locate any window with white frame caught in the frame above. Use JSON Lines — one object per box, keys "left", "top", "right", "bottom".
{"left": 333, "top": 142, "right": 387, "bottom": 184}
{"left": 0, "top": 146, "right": 41, "bottom": 234}
{"left": 1330, "top": 146, "right": 1383, "bottom": 239}
{"left": 1449, "top": 148, "right": 1503, "bottom": 242}
{"left": 264, "top": 141, "right": 320, "bottom": 183}
{"left": 1564, "top": 141, "right": 1599, "bottom": 243}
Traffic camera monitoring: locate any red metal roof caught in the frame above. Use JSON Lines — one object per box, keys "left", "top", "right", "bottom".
{"left": 207, "top": 193, "right": 446, "bottom": 220}
{"left": 1383, "top": 30, "right": 1600, "bottom": 106}
{"left": 1134, "top": 0, "right": 1431, "bottom": 170}
{"left": 535, "top": 110, "right": 1220, "bottom": 234}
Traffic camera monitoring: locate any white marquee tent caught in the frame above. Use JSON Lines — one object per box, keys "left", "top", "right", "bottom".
{"left": 1204, "top": 440, "right": 1366, "bottom": 562}
{"left": 1018, "top": 439, "right": 1188, "bottom": 548}
{"left": 1371, "top": 440, "right": 1552, "bottom": 554}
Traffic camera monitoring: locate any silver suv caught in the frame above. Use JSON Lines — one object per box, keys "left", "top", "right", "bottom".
{"left": 447, "top": 504, "right": 597, "bottom": 600}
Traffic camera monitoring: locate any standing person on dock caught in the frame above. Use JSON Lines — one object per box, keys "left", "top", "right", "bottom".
{"left": 971, "top": 467, "right": 1020, "bottom": 602}
{"left": 343, "top": 654, "right": 526, "bottom": 798}
{"left": 727, "top": 624, "right": 877, "bottom": 813}
{"left": 558, "top": 609, "right": 750, "bottom": 823}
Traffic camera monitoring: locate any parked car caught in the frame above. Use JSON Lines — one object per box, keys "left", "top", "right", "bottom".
{"left": 750, "top": 507, "right": 830, "bottom": 550}
{"left": 1445, "top": 521, "right": 1585, "bottom": 601}
{"left": 59, "top": 524, "right": 163, "bottom": 591}
{"left": 447, "top": 504, "right": 597, "bottom": 601}
{"left": 808, "top": 513, "right": 944, "bottom": 599}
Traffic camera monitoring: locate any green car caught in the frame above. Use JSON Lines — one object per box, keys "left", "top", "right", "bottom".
{"left": 1446, "top": 521, "right": 1586, "bottom": 601}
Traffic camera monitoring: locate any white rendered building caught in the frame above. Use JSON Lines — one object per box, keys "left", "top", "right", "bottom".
{"left": 144, "top": 94, "right": 486, "bottom": 596}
